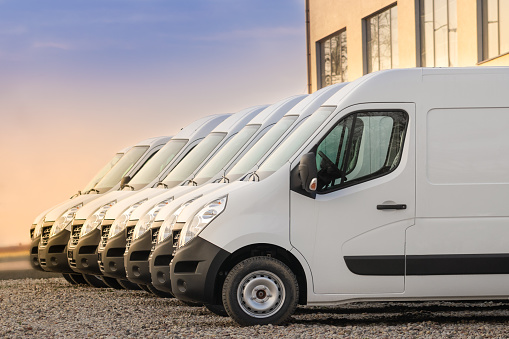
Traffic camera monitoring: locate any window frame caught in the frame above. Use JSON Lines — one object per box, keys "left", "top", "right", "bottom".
{"left": 316, "top": 28, "right": 347, "bottom": 89}
{"left": 363, "top": 3, "right": 399, "bottom": 74}
{"left": 481, "top": 0, "right": 509, "bottom": 61}
{"left": 419, "top": 0, "right": 458, "bottom": 67}
{"left": 314, "top": 109, "right": 409, "bottom": 195}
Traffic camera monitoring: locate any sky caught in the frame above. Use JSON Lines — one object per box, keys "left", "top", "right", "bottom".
{"left": 0, "top": 0, "right": 307, "bottom": 247}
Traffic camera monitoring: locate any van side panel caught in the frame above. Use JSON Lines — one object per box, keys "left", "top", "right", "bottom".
{"left": 408, "top": 76, "right": 509, "bottom": 296}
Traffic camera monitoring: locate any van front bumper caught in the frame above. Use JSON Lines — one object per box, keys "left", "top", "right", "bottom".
{"left": 38, "top": 229, "right": 73, "bottom": 273}
{"left": 68, "top": 228, "right": 101, "bottom": 275}
{"left": 170, "top": 236, "right": 230, "bottom": 304}
{"left": 98, "top": 229, "right": 127, "bottom": 279}
{"left": 30, "top": 236, "right": 44, "bottom": 271}
{"left": 124, "top": 227, "right": 156, "bottom": 285}
{"left": 149, "top": 233, "right": 175, "bottom": 293}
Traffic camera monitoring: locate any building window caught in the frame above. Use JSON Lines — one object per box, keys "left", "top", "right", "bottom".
{"left": 420, "top": 0, "right": 458, "bottom": 67}
{"left": 318, "top": 30, "right": 347, "bottom": 88}
{"left": 483, "top": 0, "right": 509, "bottom": 60}
{"left": 365, "top": 5, "right": 398, "bottom": 73}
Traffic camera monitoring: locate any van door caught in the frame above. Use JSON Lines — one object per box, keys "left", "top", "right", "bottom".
{"left": 290, "top": 103, "right": 415, "bottom": 294}
{"left": 406, "top": 107, "right": 509, "bottom": 297}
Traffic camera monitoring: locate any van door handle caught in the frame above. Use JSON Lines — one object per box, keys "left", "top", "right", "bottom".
{"left": 377, "top": 204, "right": 407, "bottom": 210}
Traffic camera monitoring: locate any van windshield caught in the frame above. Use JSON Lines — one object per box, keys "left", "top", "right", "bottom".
{"left": 256, "top": 107, "right": 336, "bottom": 180}
{"left": 128, "top": 139, "right": 188, "bottom": 188}
{"left": 161, "top": 132, "right": 226, "bottom": 187}
{"left": 226, "top": 116, "right": 298, "bottom": 181}
{"left": 82, "top": 153, "right": 123, "bottom": 193}
{"left": 193, "top": 125, "right": 260, "bottom": 185}
{"left": 94, "top": 146, "right": 149, "bottom": 192}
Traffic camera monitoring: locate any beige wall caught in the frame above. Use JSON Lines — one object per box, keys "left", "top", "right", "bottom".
{"left": 307, "top": 0, "right": 509, "bottom": 93}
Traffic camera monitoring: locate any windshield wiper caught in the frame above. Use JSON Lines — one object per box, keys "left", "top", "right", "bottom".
{"left": 248, "top": 171, "right": 260, "bottom": 182}
{"left": 185, "top": 179, "right": 198, "bottom": 186}
{"left": 156, "top": 181, "right": 168, "bottom": 189}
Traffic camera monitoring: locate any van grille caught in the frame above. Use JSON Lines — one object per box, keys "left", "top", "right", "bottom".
{"left": 69, "top": 224, "right": 83, "bottom": 247}
{"left": 151, "top": 228, "right": 160, "bottom": 251}
{"left": 125, "top": 226, "right": 135, "bottom": 251}
{"left": 171, "top": 230, "right": 181, "bottom": 256}
{"left": 40, "top": 225, "right": 53, "bottom": 247}
{"left": 100, "top": 225, "right": 111, "bottom": 249}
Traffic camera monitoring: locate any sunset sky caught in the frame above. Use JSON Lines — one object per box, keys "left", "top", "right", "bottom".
{"left": 0, "top": 0, "right": 307, "bottom": 247}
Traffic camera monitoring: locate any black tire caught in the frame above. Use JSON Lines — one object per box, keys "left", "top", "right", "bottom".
{"left": 117, "top": 279, "right": 142, "bottom": 290}
{"left": 205, "top": 303, "right": 228, "bottom": 317}
{"left": 138, "top": 284, "right": 151, "bottom": 293}
{"left": 62, "top": 273, "right": 76, "bottom": 285}
{"left": 222, "top": 256, "right": 298, "bottom": 326}
{"left": 69, "top": 273, "right": 88, "bottom": 285}
{"left": 146, "top": 283, "right": 174, "bottom": 298}
{"left": 102, "top": 276, "right": 124, "bottom": 290}
{"left": 83, "top": 274, "right": 108, "bottom": 288}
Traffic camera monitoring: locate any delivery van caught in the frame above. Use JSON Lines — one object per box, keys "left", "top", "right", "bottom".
{"left": 91, "top": 106, "right": 265, "bottom": 288}
{"left": 122, "top": 95, "right": 307, "bottom": 294}
{"left": 148, "top": 83, "right": 348, "bottom": 297}
{"left": 29, "top": 148, "right": 128, "bottom": 282}
{"left": 36, "top": 136, "right": 171, "bottom": 276}
{"left": 169, "top": 67, "right": 509, "bottom": 326}
{"left": 40, "top": 114, "right": 229, "bottom": 287}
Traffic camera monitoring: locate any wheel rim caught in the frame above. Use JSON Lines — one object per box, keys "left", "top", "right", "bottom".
{"left": 237, "top": 270, "right": 285, "bottom": 318}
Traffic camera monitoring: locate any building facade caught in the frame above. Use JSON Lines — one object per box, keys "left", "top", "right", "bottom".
{"left": 306, "top": 0, "right": 509, "bottom": 93}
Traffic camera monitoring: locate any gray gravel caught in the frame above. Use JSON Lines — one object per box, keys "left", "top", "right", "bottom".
{"left": 2, "top": 278, "right": 509, "bottom": 338}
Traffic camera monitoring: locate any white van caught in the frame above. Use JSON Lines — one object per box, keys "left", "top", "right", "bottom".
{"left": 92, "top": 106, "right": 266, "bottom": 287}
{"left": 36, "top": 136, "right": 170, "bottom": 274}
{"left": 122, "top": 95, "right": 307, "bottom": 292}
{"left": 169, "top": 67, "right": 509, "bottom": 326}
{"left": 39, "top": 114, "right": 229, "bottom": 283}
{"left": 148, "top": 83, "right": 348, "bottom": 295}
{"left": 29, "top": 147, "right": 128, "bottom": 275}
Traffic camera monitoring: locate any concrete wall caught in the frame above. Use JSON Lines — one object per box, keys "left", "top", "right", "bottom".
{"left": 307, "top": 0, "right": 509, "bottom": 93}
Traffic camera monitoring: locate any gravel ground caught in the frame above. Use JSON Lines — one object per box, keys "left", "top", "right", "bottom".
{"left": 2, "top": 278, "right": 509, "bottom": 338}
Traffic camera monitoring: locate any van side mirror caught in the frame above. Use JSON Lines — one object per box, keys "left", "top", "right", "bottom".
{"left": 120, "top": 176, "right": 131, "bottom": 189}
{"left": 299, "top": 152, "right": 318, "bottom": 193}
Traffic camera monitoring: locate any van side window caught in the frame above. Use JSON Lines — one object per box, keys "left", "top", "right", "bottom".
{"left": 316, "top": 111, "right": 408, "bottom": 192}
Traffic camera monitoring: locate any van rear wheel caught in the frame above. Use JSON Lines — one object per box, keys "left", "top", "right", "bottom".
{"left": 222, "top": 256, "right": 298, "bottom": 326}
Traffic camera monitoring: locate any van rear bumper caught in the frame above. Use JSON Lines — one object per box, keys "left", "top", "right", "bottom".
{"left": 170, "top": 236, "right": 230, "bottom": 304}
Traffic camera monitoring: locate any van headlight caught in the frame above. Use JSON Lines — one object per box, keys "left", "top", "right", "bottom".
{"left": 33, "top": 218, "right": 45, "bottom": 239}
{"left": 108, "top": 199, "right": 147, "bottom": 239}
{"left": 178, "top": 196, "right": 227, "bottom": 248}
{"left": 157, "top": 196, "right": 201, "bottom": 244}
{"left": 132, "top": 198, "right": 173, "bottom": 241}
{"left": 50, "top": 203, "right": 83, "bottom": 237}
{"left": 80, "top": 200, "right": 117, "bottom": 237}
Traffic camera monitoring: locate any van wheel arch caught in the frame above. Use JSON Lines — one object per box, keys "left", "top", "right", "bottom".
{"left": 213, "top": 244, "right": 307, "bottom": 306}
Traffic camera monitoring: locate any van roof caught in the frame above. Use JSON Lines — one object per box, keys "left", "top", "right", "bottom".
{"left": 324, "top": 67, "right": 509, "bottom": 109}
{"left": 247, "top": 95, "right": 307, "bottom": 125}
{"left": 211, "top": 105, "right": 269, "bottom": 133}
{"left": 170, "top": 114, "right": 231, "bottom": 140}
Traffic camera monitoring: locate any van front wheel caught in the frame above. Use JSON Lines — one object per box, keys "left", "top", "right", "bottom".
{"left": 222, "top": 256, "right": 298, "bottom": 326}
